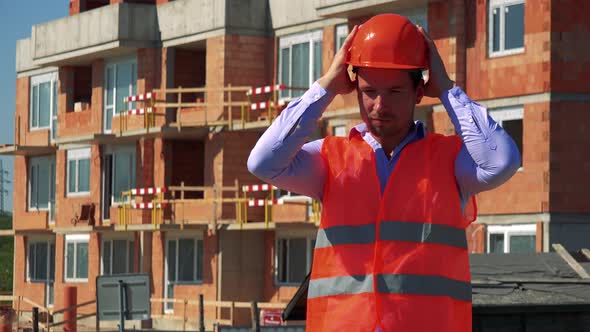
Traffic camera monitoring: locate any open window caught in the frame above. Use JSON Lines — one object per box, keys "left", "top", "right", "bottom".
{"left": 489, "top": 106, "right": 523, "bottom": 169}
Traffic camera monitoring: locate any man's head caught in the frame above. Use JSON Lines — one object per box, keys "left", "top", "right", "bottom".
{"left": 346, "top": 14, "right": 428, "bottom": 143}
{"left": 354, "top": 67, "right": 424, "bottom": 139}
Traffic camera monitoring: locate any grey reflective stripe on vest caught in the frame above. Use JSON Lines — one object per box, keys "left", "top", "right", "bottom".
{"left": 377, "top": 274, "right": 472, "bottom": 302}
{"left": 379, "top": 220, "right": 467, "bottom": 249}
{"left": 315, "top": 224, "right": 375, "bottom": 248}
{"left": 308, "top": 275, "right": 373, "bottom": 299}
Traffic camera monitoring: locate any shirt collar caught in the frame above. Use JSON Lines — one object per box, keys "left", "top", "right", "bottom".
{"left": 349, "top": 121, "right": 427, "bottom": 140}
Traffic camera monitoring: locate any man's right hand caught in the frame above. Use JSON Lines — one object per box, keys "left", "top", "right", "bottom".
{"left": 318, "top": 25, "right": 358, "bottom": 95}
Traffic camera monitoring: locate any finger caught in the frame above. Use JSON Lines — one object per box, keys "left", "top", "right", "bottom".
{"left": 339, "top": 25, "right": 358, "bottom": 52}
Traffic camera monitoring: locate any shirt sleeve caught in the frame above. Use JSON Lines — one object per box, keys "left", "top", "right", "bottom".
{"left": 441, "top": 87, "right": 522, "bottom": 202}
{"left": 247, "top": 82, "right": 335, "bottom": 200}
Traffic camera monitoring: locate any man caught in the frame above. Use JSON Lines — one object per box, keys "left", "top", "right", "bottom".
{"left": 248, "top": 14, "right": 520, "bottom": 332}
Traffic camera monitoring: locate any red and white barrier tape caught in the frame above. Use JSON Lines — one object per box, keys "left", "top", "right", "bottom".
{"left": 249, "top": 99, "right": 289, "bottom": 111}
{"left": 132, "top": 202, "right": 168, "bottom": 209}
{"left": 125, "top": 92, "right": 153, "bottom": 102}
{"left": 247, "top": 84, "right": 285, "bottom": 96}
{"left": 127, "top": 108, "right": 154, "bottom": 116}
{"left": 242, "top": 184, "right": 277, "bottom": 192}
{"left": 248, "top": 199, "right": 284, "bottom": 207}
{"left": 131, "top": 187, "right": 167, "bottom": 195}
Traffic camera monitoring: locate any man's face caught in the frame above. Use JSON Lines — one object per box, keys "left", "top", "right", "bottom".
{"left": 356, "top": 67, "right": 424, "bottom": 141}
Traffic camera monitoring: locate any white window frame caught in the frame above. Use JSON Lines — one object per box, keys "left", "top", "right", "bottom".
{"left": 28, "top": 156, "right": 55, "bottom": 212}
{"left": 29, "top": 72, "right": 58, "bottom": 132}
{"left": 103, "top": 57, "right": 138, "bottom": 133}
{"left": 275, "top": 229, "right": 316, "bottom": 286}
{"left": 278, "top": 30, "right": 323, "bottom": 98}
{"left": 487, "top": 224, "right": 536, "bottom": 253}
{"left": 164, "top": 233, "right": 204, "bottom": 313}
{"left": 488, "top": 0, "right": 525, "bottom": 58}
{"left": 66, "top": 148, "right": 91, "bottom": 197}
{"left": 64, "top": 234, "right": 90, "bottom": 283}
{"left": 100, "top": 235, "right": 135, "bottom": 275}
{"left": 335, "top": 24, "right": 348, "bottom": 51}
{"left": 489, "top": 106, "right": 523, "bottom": 170}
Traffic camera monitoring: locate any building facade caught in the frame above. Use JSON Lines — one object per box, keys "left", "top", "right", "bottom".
{"left": 6, "top": 0, "right": 589, "bottom": 328}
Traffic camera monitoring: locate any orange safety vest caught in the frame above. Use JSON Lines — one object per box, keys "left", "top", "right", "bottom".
{"left": 307, "top": 132, "right": 477, "bottom": 332}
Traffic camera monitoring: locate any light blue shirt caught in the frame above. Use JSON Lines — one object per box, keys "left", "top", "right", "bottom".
{"left": 247, "top": 82, "right": 521, "bottom": 206}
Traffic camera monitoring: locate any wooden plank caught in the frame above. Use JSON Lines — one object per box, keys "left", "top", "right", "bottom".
{"left": 226, "top": 222, "right": 276, "bottom": 230}
{"left": 51, "top": 300, "right": 95, "bottom": 314}
{"left": 257, "top": 303, "right": 287, "bottom": 309}
{"left": 0, "top": 229, "right": 14, "bottom": 236}
{"left": 233, "top": 302, "right": 252, "bottom": 309}
{"left": 151, "top": 314, "right": 184, "bottom": 321}
{"left": 21, "top": 297, "right": 47, "bottom": 312}
{"left": 581, "top": 248, "right": 590, "bottom": 261}
{"left": 553, "top": 243, "right": 590, "bottom": 279}
{"left": 154, "top": 87, "right": 250, "bottom": 93}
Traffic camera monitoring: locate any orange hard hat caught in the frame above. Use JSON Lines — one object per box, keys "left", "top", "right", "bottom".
{"left": 347, "top": 14, "right": 428, "bottom": 70}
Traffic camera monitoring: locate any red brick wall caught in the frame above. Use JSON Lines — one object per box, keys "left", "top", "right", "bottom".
{"left": 549, "top": 101, "right": 590, "bottom": 212}
{"left": 465, "top": 0, "right": 550, "bottom": 100}
{"left": 550, "top": 0, "right": 590, "bottom": 93}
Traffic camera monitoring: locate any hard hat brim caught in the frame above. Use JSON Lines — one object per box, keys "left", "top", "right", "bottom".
{"left": 346, "top": 60, "right": 427, "bottom": 70}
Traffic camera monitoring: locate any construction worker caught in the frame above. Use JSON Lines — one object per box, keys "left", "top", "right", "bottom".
{"left": 248, "top": 14, "right": 520, "bottom": 332}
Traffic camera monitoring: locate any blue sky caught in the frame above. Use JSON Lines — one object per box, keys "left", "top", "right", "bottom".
{"left": 0, "top": 0, "right": 69, "bottom": 212}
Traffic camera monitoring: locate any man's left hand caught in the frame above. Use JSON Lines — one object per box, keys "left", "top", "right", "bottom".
{"left": 417, "top": 25, "right": 455, "bottom": 98}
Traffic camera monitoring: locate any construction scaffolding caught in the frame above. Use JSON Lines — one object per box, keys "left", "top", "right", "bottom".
{"left": 118, "top": 84, "right": 307, "bottom": 134}
{"left": 116, "top": 180, "right": 321, "bottom": 231}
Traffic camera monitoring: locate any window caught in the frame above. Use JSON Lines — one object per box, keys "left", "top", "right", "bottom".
{"left": 104, "top": 59, "right": 137, "bottom": 132}
{"left": 67, "top": 148, "right": 91, "bottom": 196}
{"left": 64, "top": 234, "right": 89, "bottom": 282}
{"left": 489, "top": 0, "right": 525, "bottom": 57}
{"left": 30, "top": 72, "right": 58, "bottom": 131}
{"left": 29, "top": 156, "right": 55, "bottom": 211}
{"left": 28, "top": 240, "right": 55, "bottom": 282}
{"left": 278, "top": 30, "right": 323, "bottom": 99}
{"left": 487, "top": 224, "right": 536, "bottom": 253}
{"left": 276, "top": 233, "right": 315, "bottom": 285}
{"left": 335, "top": 24, "right": 348, "bottom": 51}
{"left": 333, "top": 125, "right": 347, "bottom": 137}
{"left": 27, "top": 239, "right": 55, "bottom": 307}
{"left": 102, "top": 238, "right": 134, "bottom": 275}
{"left": 165, "top": 236, "right": 203, "bottom": 312}
{"left": 489, "top": 107, "right": 523, "bottom": 168}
